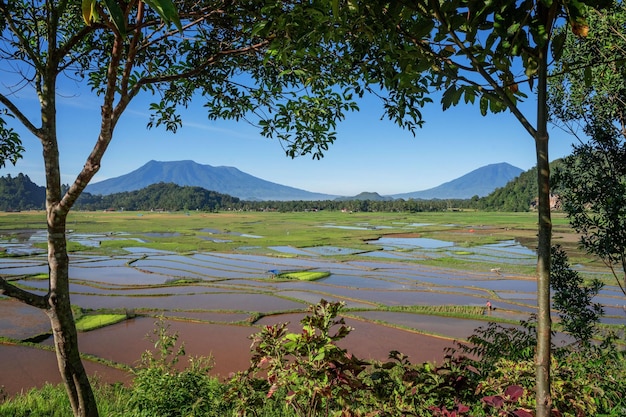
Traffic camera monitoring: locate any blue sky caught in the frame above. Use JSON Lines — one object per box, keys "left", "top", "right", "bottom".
{"left": 2, "top": 80, "right": 578, "bottom": 197}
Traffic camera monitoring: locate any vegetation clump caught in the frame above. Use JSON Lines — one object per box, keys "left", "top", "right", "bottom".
{"left": 2, "top": 300, "right": 625, "bottom": 416}
{"left": 74, "top": 315, "right": 127, "bottom": 332}
{"left": 274, "top": 270, "right": 331, "bottom": 281}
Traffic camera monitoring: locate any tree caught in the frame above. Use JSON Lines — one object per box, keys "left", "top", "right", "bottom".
{"left": 549, "top": 1, "right": 626, "bottom": 296}
{"left": 331, "top": 1, "right": 607, "bottom": 415}
{"left": 0, "top": 1, "right": 398, "bottom": 416}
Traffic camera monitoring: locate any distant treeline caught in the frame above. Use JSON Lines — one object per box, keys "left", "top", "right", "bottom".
{"left": 1, "top": 165, "right": 555, "bottom": 212}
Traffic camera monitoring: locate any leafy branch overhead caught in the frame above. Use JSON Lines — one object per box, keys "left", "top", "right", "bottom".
{"left": 81, "top": 0, "right": 182, "bottom": 35}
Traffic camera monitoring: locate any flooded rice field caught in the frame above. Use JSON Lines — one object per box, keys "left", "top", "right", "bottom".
{"left": 2, "top": 226, "right": 625, "bottom": 396}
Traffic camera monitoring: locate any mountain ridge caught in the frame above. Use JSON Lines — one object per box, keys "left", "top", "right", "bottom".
{"left": 85, "top": 160, "right": 337, "bottom": 201}
{"left": 85, "top": 160, "right": 523, "bottom": 201}
{"left": 390, "top": 162, "right": 523, "bottom": 200}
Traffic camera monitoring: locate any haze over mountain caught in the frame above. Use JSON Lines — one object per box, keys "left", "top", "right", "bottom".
{"left": 390, "top": 162, "right": 523, "bottom": 200}
{"left": 85, "top": 160, "right": 522, "bottom": 201}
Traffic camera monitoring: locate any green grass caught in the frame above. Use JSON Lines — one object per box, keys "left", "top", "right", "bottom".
{"left": 275, "top": 271, "right": 331, "bottom": 281}
{"left": 0, "top": 379, "right": 135, "bottom": 417}
{"left": 0, "top": 209, "right": 601, "bottom": 273}
{"left": 74, "top": 314, "right": 127, "bottom": 332}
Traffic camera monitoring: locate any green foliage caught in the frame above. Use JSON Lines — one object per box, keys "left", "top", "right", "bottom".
{"left": 451, "top": 320, "right": 538, "bottom": 375}
{"left": 3, "top": 300, "right": 626, "bottom": 417}
{"left": 0, "top": 379, "right": 133, "bottom": 417}
{"left": 74, "top": 182, "right": 241, "bottom": 211}
{"left": 363, "top": 351, "right": 479, "bottom": 416}
{"left": 0, "top": 173, "right": 45, "bottom": 211}
{"left": 550, "top": 245, "right": 604, "bottom": 344}
{"left": 553, "top": 133, "right": 626, "bottom": 295}
{"left": 549, "top": 1, "right": 626, "bottom": 296}
{"left": 130, "top": 317, "right": 228, "bottom": 417}
{"left": 230, "top": 300, "right": 368, "bottom": 417}
{"left": 275, "top": 271, "right": 331, "bottom": 281}
{"left": 548, "top": 1, "right": 626, "bottom": 139}
{"left": 74, "top": 314, "right": 127, "bottom": 332}
{"left": 0, "top": 111, "right": 23, "bottom": 169}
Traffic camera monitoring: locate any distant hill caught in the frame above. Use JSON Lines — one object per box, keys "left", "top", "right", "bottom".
{"left": 76, "top": 182, "right": 240, "bottom": 211}
{"left": 391, "top": 162, "right": 523, "bottom": 200}
{"left": 0, "top": 173, "right": 46, "bottom": 211}
{"left": 478, "top": 159, "right": 563, "bottom": 211}
{"left": 335, "top": 192, "right": 393, "bottom": 201}
{"left": 85, "top": 160, "right": 337, "bottom": 201}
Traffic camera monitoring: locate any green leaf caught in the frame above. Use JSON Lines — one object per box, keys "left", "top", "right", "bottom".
{"left": 143, "top": 0, "right": 183, "bottom": 32}
{"left": 103, "top": 0, "right": 126, "bottom": 36}
{"left": 583, "top": 66, "right": 593, "bottom": 87}
{"left": 479, "top": 95, "right": 488, "bottom": 116}
{"left": 551, "top": 30, "right": 567, "bottom": 61}
{"left": 82, "top": 0, "right": 96, "bottom": 24}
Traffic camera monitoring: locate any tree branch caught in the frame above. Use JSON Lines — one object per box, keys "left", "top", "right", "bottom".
{"left": 0, "top": 93, "right": 41, "bottom": 138}
{"left": 0, "top": 276, "right": 48, "bottom": 309}
{"left": 60, "top": 34, "right": 126, "bottom": 211}
{"left": 130, "top": 39, "right": 270, "bottom": 95}
{"left": 427, "top": 0, "right": 537, "bottom": 138}
{"left": 0, "top": 0, "right": 44, "bottom": 72}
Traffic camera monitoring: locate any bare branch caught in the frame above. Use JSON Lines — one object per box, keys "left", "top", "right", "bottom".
{"left": 0, "top": 276, "right": 48, "bottom": 309}
{"left": 0, "top": 93, "right": 41, "bottom": 137}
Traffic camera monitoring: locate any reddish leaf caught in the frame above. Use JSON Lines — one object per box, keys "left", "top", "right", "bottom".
{"left": 513, "top": 409, "right": 534, "bottom": 417}
{"left": 466, "top": 364, "right": 479, "bottom": 374}
{"left": 457, "top": 403, "right": 470, "bottom": 413}
{"left": 267, "top": 384, "right": 278, "bottom": 398}
{"left": 483, "top": 395, "right": 505, "bottom": 408}
{"left": 505, "top": 385, "right": 524, "bottom": 402}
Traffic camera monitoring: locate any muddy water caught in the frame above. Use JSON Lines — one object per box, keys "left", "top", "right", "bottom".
{"left": 0, "top": 299, "right": 50, "bottom": 340}
{"left": 2, "top": 243, "right": 622, "bottom": 398}
{"left": 0, "top": 344, "right": 131, "bottom": 396}
{"left": 255, "top": 313, "right": 456, "bottom": 365}
{"left": 68, "top": 292, "right": 306, "bottom": 311}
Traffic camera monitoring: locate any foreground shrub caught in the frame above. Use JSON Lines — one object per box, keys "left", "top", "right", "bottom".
{"left": 130, "top": 317, "right": 230, "bottom": 417}
{"left": 3, "top": 301, "right": 625, "bottom": 417}
{"left": 229, "top": 300, "right": 368, "bottom": 417}
{"left": 363, "top": 351, "right": 478, "bottom": 416}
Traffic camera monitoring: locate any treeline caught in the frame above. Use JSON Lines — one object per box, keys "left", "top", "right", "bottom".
{"left": 239, "top": 198, "right": 476, "bottom": 212}
{"left": 0, "top": 171, "right": 548, "bottom": 212}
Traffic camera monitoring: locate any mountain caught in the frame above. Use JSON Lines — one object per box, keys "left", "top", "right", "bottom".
{"left": 85, "top": 160, "right": 337, "bottom": 201}
{"left": 478, "top": 159, "right": 563, "bottom": 211}
{"left": 391, "top": 162, "right": 523, "bottom": 200}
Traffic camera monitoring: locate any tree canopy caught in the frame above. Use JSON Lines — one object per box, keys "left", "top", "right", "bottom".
{"left": 550, "top": 1, "right": 626, "bottom": 295}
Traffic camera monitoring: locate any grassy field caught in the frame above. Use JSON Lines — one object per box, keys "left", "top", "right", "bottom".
{"left": 0, "top": 209, "right": 595, "bottom": 272}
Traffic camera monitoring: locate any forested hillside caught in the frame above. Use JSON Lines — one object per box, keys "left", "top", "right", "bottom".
{"left": 0, "top": 174, "right": 45, "bottom": 211}
{"left": 0, "top": 177, "right": 240, "bottom": 212}
{"left": 74, "top": 183, "right": 241, "bottom": 211}
{"left": 477, "top": 160, "right": 563, "bottom": 211}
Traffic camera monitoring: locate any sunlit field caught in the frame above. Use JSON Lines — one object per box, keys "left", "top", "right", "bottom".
{"left": 1, "top": 209, "right": 623, "bottom": 399}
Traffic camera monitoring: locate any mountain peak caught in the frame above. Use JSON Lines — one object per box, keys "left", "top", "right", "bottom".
{"left": 85, "top": 160, "right": 336, "bottom": 201}
{"left": 391, "top": 162, "right": 523, "bottom": 200}
{"left": 85, "top": 160, "right": 523, "bottom": 201}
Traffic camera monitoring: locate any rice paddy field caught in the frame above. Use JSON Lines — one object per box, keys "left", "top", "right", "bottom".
{"left": 1, "top": 210, "right": 624, "bottom": 396}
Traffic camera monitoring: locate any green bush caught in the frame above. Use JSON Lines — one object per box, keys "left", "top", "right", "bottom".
{"left": 3, "top": 301, "right": 625, "bottom": 417}
{"left": 229, "top": 300, "right": 369, "bottom": 417}
{"left": 130, "top": 317, "right": 230, "bottom": 417}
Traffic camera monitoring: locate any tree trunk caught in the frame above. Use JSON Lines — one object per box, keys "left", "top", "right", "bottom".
{"left": 46, "top": 209, "right": 99, "bottom": 417}
{"left": 535, "top": 47, "right": 553, "bottom": 417}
